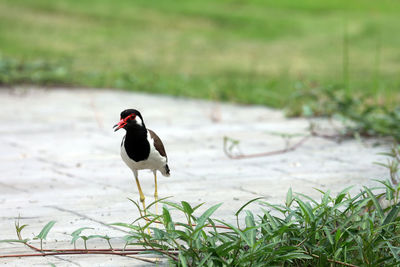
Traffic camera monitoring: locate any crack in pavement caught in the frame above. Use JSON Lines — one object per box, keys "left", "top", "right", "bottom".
{"left": 36, "top": 157, "right": 70, "bottom": 168}
{"left": 1, "top": 216, "right": 39, "bottom": 220}
{"left": 0, "top": 181, "right": 30, "bottom": 193}
{"left": 236, "top": 186, "right": 270, "bottom": 199}
{"left": 50, "top": 168, "right": 127, "bottom": 192}
{"left": 46, "top": 205, "right": 130, "bottom": 234}
{"left": 51, "top": 255, "right": 82, "bottom": 267}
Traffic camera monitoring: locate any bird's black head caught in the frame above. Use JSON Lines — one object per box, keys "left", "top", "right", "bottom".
{"left": 113, "top": 109, "right": 145, "bottom": 132}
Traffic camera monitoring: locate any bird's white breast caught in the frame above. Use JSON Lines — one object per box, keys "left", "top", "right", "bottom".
{"left": 121, "top": 131, "right": 167, "bottom": 173}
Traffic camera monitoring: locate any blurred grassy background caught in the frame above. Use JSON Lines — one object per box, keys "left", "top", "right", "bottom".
{"left": 0, "top": 0, "right": 399, "bottom": 108}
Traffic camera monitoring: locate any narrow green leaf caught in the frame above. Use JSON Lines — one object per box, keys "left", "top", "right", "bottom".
{"left": 122, "top": 235, "right": 136, "bottom": 243}
{"left": 151, "top": 228, "right": 165, "bottom": 239}
{"left": 71, "top": 235, "right": 81, "bottom": 244}
{"left": 127, "top": 197, "right": 142, "bottom": 212}
{"left": 147, "top": 196, "right": 172, "bottom": 210}
{"left": 295, "top": 197, "right": 315, "bottom": 223}
{"left": 215, "top": 241, "right": 235, "bottom": 256}
{"left": 71, "top": 227, "right": 93, "bottom": 237}
{"left": 259, "top": 202, "right": 287, "bottom": 214}
{"left": 15, "top": 224, "right": 28, "bottom": 233}
{"left": 323, "top": 227, "right": 334, "bottom": 245}
{"left": 373, "top": 180, "right": 395, "bottom": 201}
{"left": 87, "top": 235, "right": 109, "bottom": 240}
{"left": 263, "top": 210, "right": 279, "bottom": 230}
{"left": 162, "top": 206, "right": 175, "bottom": 231}
{"left": 161, "top": 201, "right": 184, "bottom": 212}
{"left": 382, "top": 203, "right": 400, "bottom": 226}
{"left": 286, "top": 188, "right": 293, "bottom": 207}
{"left": 322, "top": 190, "right": 331, "bottom": 206}
{"left": 109, "top": 223, "right": 140, "bottom": 231}
{"left": 197, "top": 253, "right": 212, "bottom": 266}
{"left": 364, "top": 186, "right": 384, "bottom": 219}
{"left": 174, "top": 222, "right": 195, "bottom": 231}
{"left": 295, "top": 193, "right": 318, "bottom": 205}
{"left": 192, "top": 202, "right": 204, "bottom": 212}
{"left": 335, "top": 228, "right": 342, "bottom": 243}
{"left": 334, "top": 247, "right": 343, "bottom": 259}
{"left": 36, "top": 221, "right": 56, "bottom": 240}
{"left": 245, "top": 210, "right": 256, "bottom": 247}
{"left": 179, "top": 252, "right": 188, "bottom": 267}
{"left": 172, "top": 229, "right": 191, "bottom": 240}
{"left": 335, "top": 186, "right": 354, "bottom": 204}
{"left": 181, "top": 201, "right": 193, "bottom": 215}
{"left": 335, "top": 193, "right": 347, "bottom": 205}
{"left": 194, "top": 203, "right": 222, "bottom": 234}
{"left": 235, "top": 197, "right": 263, "bottom": 216}
{"left": 386, "top": 186, "right": 394, "bottom": 201}
{"left": 386, "top": 241, "right": 400, "bottom": 262}
{"left": 215, "top": 219, "right": 251, "bottom": 247}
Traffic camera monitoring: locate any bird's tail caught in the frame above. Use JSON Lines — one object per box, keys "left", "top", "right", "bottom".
{"left": 163, "top": 164, "right": 170, "bottom": 177}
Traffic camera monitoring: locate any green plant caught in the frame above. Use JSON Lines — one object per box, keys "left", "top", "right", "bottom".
{"left": 2, "top": 182, "right": 400, "bottom": 266}
{"left": 287, "top": 85, "right": 400, "bottom": 142}
{"left": 113, "top": 184, "right": 400, "bottom": 266}
{"left": 376, "top": 145, "right": 400, "bottom": 204}
{"left": 0, "top": 56, "right": 72, "bottom": 86}
{"left": 33, "top": 221, "right": 56, "bottom": 250}
{"left": 2, "top": 149, "right": 400, "bottom": 266}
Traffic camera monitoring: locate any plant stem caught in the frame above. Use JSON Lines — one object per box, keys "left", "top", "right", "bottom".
{"left": 107, "top": 239, "right": 113, "bottom": 250}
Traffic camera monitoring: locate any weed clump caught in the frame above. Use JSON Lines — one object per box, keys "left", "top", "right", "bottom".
{"left": 3, "top": 147, "right": 400, "bottom": 266}
{"left": 287, "top": 86, "right": 400, "bottom": 142}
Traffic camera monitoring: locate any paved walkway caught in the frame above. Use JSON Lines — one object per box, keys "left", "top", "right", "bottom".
{"left": 0, "top": 87, "right": 389, "bottom": 266}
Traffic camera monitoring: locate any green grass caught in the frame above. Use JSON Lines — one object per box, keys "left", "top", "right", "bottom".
{"left": 2, "top": 148, "right": 400, "bottom": 265}
{"left": 0, "top": 0, "right": 400, "bottom": 108}
{"left": 5, "top": 177, "right": 400, "bottom": 265}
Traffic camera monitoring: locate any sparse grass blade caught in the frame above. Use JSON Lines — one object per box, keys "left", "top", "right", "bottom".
{"left": 295, "top": 197, "right": 315, "bottom": 223}
{"left": 235, "top": 197, "right": 263, "bottom": 216}
{"left": 3, "top": 174, "right": 400, "bottom": 266}
{"left": 162, "top": 206, "right": 174, "bottom": 231}
{"left": 71, "top": 227, "right": 93, "bottom": 237}
{"left": 178, "top": 252, "right": 189, "bottom": 267}
{"left": 193, "top": 203, "right": 222, "bottom": 238}
{"left": 181, "top": 201, "right": 193, "bottom": 215}
{"left": 215, "top": 220, "right": 252, "bottom": 247}
{"left": 382, "top": 203, "right": 400, "bottom": 226}
{"left": 35, "top": 221, "right": 56, "bottom": 241}
{"left": 286, "top": 187, "right": 293, "bottom": 207}
{"left": 244, "top": 210, "right": 256, "bottom": 247}
{"left": 109, "top": 223, "right": 140, "bottom": 231}
{"left": 364, "top": 186, "right": 384, "bottom": 219}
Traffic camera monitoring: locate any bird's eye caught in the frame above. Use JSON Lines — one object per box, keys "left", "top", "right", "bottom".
{"left": 125, "top": 114, "right": 135, "bottom": 122}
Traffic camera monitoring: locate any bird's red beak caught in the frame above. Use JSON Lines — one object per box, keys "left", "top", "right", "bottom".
{"left": 113, "top": 114, "right": 133, "bottom": 132}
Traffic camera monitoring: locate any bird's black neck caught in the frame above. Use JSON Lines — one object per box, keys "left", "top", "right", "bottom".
{"left": 125, "top": 123, "right": 147, "bottom": 138}
{"left": 123, "top": 125, "right": 150, "bottom": 162}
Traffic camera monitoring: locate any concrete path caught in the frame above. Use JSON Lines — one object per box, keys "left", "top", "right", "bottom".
{"left": 0, "top": 87, "right": 389, "bottom": 266}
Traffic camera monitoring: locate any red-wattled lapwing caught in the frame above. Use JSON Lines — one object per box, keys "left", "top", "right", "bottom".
{"left": 113, "top": 109, "right": 170, "bottom": 214}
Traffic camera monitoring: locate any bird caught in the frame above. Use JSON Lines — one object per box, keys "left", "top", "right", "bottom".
{"left": 113, "top": 109, "right": 170, "bottom": 214}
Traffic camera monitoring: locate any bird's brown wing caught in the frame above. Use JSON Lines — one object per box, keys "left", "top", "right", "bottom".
{"left": 148, "top": 129, "right": 167, "bottom": 158}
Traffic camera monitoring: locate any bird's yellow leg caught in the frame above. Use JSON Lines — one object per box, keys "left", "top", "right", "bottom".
{"left": 134, "top": 174, "right": 151, "bottom": 235}
{"left": 134, "top": 176, "right": 146, "bottom": 213}
{"left": 153, "top": 171, "right": 158, "bottom": 215}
